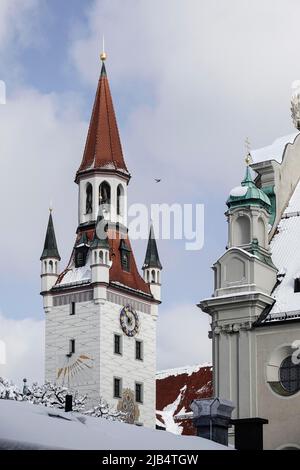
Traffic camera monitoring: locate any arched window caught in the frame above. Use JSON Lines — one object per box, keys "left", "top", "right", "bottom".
{"left": 117, "top": 184, "right": 124, "bottom": 216}
{"left": 99, "top": 251, "right": 104, "bottom": 264}
{"left": 99, "top": 181, "right": 111, "bottom": 213}
{"left": 86, "top": 183, "right": 93, "bottom": 214}
{"left": 44, "top": 261, "right": 47, "bottom": 273}
{"left": 235, "top": 216, "right": 250, "bottom": 245}
{"left": 94, "top": 251, "right": 97, "bottom": 264}
{"left": 257, "top": 217, "right": 265, "bottom": 247}
{"left": 147, "top": 271, "right": 150, "bottom": 283}
{"left": 49, "top": 260, "right": 53, "bottom": 273}
{"left": 151, "top": 270, "right": 156, "bottom": 283}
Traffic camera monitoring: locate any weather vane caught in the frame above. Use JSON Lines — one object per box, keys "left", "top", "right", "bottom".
{"left": 100, "top": 35, "right": 107, "bottom": 62}
{"left": 244, "top": 137, "right": 252, "bottom": 165}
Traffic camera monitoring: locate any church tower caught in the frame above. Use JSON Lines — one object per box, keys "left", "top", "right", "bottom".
{"left": 199, "top": 158, "right": 277, "bottom": 421}
{"left": 41, "top": 53, "right": 161, "bottom": 427}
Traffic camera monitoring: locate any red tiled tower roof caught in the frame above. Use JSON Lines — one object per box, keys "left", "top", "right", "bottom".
{"left": 57, "top": 227, "right": 152, "bottom": 297}
{"left": 76, "top": 62, "right": 129, "bottom": 180}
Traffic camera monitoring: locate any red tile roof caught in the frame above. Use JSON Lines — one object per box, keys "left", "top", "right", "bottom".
{"left": 76, "top": 63, "right": 129, "bottom": 179}
{"left": 57, "top": 226, "right": 151, "bottom": 297}
{"left": 156, "top": 365, "right": 213, "bottom": 435}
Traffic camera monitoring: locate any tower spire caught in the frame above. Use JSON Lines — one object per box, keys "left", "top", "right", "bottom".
{"left": 143, "top": 223, "right": 162, "bottom": 270}
{"left": 40, "top": 210, "right": 61, "bottom": 260}
{"left": 76, "top": 51, "right": 129, "bottom": 181}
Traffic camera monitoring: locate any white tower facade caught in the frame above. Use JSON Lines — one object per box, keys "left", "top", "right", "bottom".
{"left": 41, "top": 58, "right": 161, "bottom": 428}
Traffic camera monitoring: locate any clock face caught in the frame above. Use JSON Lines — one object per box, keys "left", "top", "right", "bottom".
{"left": 120, "top": 306, "right": 139, "bottom": 337}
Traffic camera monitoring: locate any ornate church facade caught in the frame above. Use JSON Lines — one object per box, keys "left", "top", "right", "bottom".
{"left": 40, "top": 55, "right": 162, "bottom": 428}
{"left": 199, "top": 87, "right": 300, "bottom": 449}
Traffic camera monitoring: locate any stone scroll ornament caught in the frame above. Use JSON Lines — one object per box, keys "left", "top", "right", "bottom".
{"left": 117, "top": 388, "right": 140, "bottom": 424}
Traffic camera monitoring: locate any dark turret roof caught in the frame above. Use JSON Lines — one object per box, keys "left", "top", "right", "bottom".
{"left": 40, "top": 212, "right": 61, "bottom": 260}
{"left": 143, "top": 224, "right": 162, "bottom": 270}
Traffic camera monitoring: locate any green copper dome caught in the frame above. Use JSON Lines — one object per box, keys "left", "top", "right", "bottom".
{"left": 226, "top": 166, "right": 271, "bottom": 212}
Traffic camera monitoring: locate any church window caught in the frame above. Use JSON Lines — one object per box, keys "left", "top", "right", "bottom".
{"left": 117, "top": 184, "right": 124, "bottom": 216}
{"left": 99, "top": 250, "right": 104, "bottom": 263}
{"left": 135, "top": 382, "right": 143, "bottom": 403}
{"left": 70, "top": 302, "right": 76, "bottom": 315}
{"left": 257, "top": 217, "right": 265, "bottom": 247}
{"left": 151, "top": 270, "right": 156, "bottom": 283}
{"left": 135, "top": 340, "right": 143, "bottom": 361}
{"left": 295, "top": 278, "right": 300, "bottom": 293}
{"left": 279, "top": 356, "right": 300, "bottom": 394}
{"left": 86, "top": 183, "right": 93, "bottom": 214}
{"left": 114, "top": 334, "right": 122, "bottom": 355}
{"left": 76, "top": 251, "right": 84, "bottom": 266}
{"left": 119, "top": 239, "right": 131, "bottom": 272}
{"left": 122, "top": 252, "right": 130, "bottom": 271}
{"left": 49, "top": 260, "right": 53, "bottom": 273}
{"left": 235, "top": 215, "right": 251, "bottom": 245}
{"left": 75, "top": 245, "right": 89, "bottom": 268}
{"left": 113, "top": 377, "right": 122, "bottom": 398}
{"left": 99, "top": 181, "right": 111, "bottom": 213}
{"left": 69, "top": 339, "right": 75, "bottom": 355}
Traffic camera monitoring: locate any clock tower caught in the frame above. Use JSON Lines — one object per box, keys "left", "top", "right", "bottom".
{"left": 41, "top": 53, "right": 161, "bottom": 428}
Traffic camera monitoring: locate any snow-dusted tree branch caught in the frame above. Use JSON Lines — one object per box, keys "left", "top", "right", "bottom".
{"left": 0, "top": 377, "right": 126, "bottom": 422}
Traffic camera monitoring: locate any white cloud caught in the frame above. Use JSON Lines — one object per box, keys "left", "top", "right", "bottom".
{"left": 0, "top": 0, "right": 39, "bottom": 47}
{"left": 69, "top": 0, "right": 300, "bottom": 199}
{"left": 0, "top": 312, "right": 44, "bottom": 386}
{"left": 0, "top": 87, "right": 87, "bottom": 277}
{"left": 157, "top": 304, "right": 211, "bottom": 371}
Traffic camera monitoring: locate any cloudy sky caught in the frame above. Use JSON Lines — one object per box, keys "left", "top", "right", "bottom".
{"left": 0, "top": 0, "right": 299, "bottom": 385}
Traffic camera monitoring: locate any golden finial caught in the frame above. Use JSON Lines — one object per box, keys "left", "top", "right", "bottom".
{"left": 100, "top": 35, "right": 107, "bottom": 62}
{"left": 244, "top": 137, "right": 252, "bottom": 165}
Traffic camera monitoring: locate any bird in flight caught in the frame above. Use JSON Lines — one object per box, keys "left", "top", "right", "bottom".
{"left": 154, "top": 178, "right": 161, "bottom": 183}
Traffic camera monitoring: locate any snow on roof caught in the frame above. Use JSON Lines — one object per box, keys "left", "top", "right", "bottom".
{"left": 156, "top": 364, "right": 212, "bottom": 436}
{"left": 265, "top": 180, "right": 300, "bottom": 321}
{"left": 283, "top": 179, "right": 300, "bottom": 214}
{"left": 156, "top": 363, "right": 211, "bottom": 381}
{"left": 56, "top": 265, "right": 91, "bottom": 287}
{"left": 229, "top": 186, "right": 247, "bottom": 197}
{"left": 0, "top": 400, "right": 228, "bottom": 450}
{"left": 251, "top": 132, "right": 299, "bottom": 164}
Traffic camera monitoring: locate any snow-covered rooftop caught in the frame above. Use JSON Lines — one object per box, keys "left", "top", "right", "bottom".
{"left": 56, "top": 265, "right": 91, "bottom": 287}
{"left": 0, "top": 400, "right": 228, "bottom": 450}
{"left": 264, "top": 180, "right": 300, "bottom": 322}
{"left": 251, "top": 132, "right": 299, "bottom": 164}
{"left": 156, "top": 363, "right": 212, "bottom": 381}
